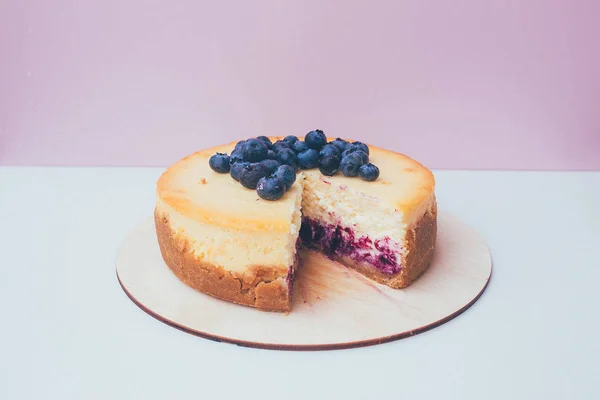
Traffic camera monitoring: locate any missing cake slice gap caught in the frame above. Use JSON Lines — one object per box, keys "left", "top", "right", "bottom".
{"left": 298, "top": 171, "right": 437, "bottom": 289}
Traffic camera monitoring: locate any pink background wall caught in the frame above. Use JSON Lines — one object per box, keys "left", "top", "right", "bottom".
{"left": 1, "top": 0, "right": 599, "bottom": 169}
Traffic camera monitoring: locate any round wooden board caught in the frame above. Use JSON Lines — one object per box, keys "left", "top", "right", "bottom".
{"left": 116, "top": 211, "right": 492, "bottom": 350}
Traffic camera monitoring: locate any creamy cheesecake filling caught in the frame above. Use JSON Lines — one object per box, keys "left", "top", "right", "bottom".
{"left": 156, "top": 187, "right": 303, "bottom": 278}
{"left": 299, "top": 171, "right": 407, "bottom": 275}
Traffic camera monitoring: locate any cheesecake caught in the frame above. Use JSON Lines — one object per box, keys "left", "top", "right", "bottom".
{"left": 155, "top": 136, "right": 436, "bottom": 312}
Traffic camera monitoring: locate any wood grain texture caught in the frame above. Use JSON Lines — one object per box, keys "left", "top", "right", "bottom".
{"left": 116, "top": 211, "right": 492, "bottom": 350}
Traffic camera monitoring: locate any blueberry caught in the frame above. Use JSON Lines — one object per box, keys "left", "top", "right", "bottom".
{"left": 343, "top": 143, "right": 360, "bottom": 153}
{"left": 209, "top": 153, "right": 230, "bottom": 173}
{"left": 257, "top": 176, "right": 286, "bottom": 201}
{"left": 272, "top": 140, "right": 291, "bottom": 152}
{"left": 230, "top": 161, "right": 249, "bottom": 181}
{"left": 355, "top": 150, "right": 369, "bottom": 164}
{"left": 242, "top": 138, "right": 268, "bottom": 162}
{"left": 330, "top": 138, "right": 348, "bottom": 152}
{"left": 256, "top": 136, "right": 272, "bottom": 148}
{"left": 266, "top": 149, "right": 278, "bottom": 160}
{"left": 292, "top": 140, "right": 309, "bottom": 154}
{"left": 342, "top": 148, "right": 369, "bottom": 164}
{"left": 276, "top": 148, "right": 299, "bottom": 171}
{"left": 239, "top": 163, "right": 271, "bottom": 189}
{"left": 260, "top": 159, "right": 281, "bottom": 173}
{"left": 340, "top": 153, "right": 364, "bottom": 177}
{"left": 283, "top": 135, "right": 299, "bottom": 146}
{"left": 358, "top": 163, "right": 380, "bottom": 181}
{"left": 319, "top": 155, "right": 340, "bottom": 176}
{"left": 273, "top": 164, "right": 296, "bottom": 190}
{"left": 234, "top": 140, "right": 246, "bottom": 152}
{"left": 297, "top": 149, "right": 319, "bottom": 169}
{"left": 229, "top": 149, "right": 244, "bottom": 164}
{"left": 351, "top": 141, "right": 369, "bottom": 155}
{"left": 319, "top": 144, "right": 341, "bottom": 159}
{"left": 305, "top": 129, "right": 327, "bottom": 150}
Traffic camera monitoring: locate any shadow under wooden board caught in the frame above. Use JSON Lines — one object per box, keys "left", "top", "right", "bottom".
{"left": 116, "top": 211, "right": 492, "bottom": 350}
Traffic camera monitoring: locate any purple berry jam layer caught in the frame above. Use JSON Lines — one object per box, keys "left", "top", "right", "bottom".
{"left": 299, "top": 217, "right": 402, "bottom": 275}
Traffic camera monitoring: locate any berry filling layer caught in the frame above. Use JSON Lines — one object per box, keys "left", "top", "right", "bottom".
{"left": 299, "top": 217, "right": 402, "bottom": 275}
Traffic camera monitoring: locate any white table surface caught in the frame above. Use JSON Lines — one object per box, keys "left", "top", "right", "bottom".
{"left": 0, "top": 166, "right": 598, "bottom": 400}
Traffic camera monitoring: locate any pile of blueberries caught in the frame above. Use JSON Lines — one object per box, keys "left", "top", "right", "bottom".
{"left": 209, "top": 130, "right": 380, "bottom": 201}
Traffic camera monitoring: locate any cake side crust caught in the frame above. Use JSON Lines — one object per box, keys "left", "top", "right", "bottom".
{"left": 394, "top": 196, "right": 437, "bottom": 288}
{"left": 154, "top": 210, "right": 293, "bottom": 312}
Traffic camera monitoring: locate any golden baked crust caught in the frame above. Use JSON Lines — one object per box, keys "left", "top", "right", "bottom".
{"left": 307, "top": 198, "right": 437, "bottom": 289}
{"left": 155, "top": 210, "right": 295, "bottom": 312}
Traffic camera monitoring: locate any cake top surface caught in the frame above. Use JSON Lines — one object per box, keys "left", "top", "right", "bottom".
{"left": 157, "top": 137, "right": 435, "bottom": 232}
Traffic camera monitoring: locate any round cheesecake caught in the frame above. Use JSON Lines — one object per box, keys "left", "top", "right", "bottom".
{"left": 155, "top": 137, "right": 436, "bottom": 312}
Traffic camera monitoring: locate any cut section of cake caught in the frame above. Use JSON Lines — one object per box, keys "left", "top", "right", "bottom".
{"left": 155, "top": 136, "right": 436, "bottom": 312}
{"left": 299, "top": 145, "right": 436, "bottom": 289}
